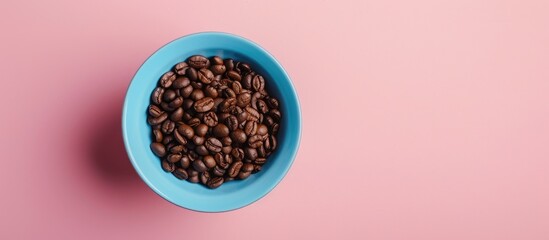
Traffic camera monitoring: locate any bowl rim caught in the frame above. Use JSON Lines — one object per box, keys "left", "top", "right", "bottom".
{"left": 121, "top": 31, "right": 302, "bottom": 212}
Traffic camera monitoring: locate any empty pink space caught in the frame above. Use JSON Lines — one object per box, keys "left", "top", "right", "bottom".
{"left": 0, "top": 0, "right": 548, "bottom": 239}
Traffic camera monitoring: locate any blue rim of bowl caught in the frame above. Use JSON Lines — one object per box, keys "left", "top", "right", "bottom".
{"left": 122, "top": 32, "right": 302, "bottom": 212}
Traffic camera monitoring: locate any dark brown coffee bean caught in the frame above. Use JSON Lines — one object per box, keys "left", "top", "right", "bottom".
{"left": 237, "top": 111, "right": 249, "bottom": 123}
{"left": 161, "top": 120, "right": 175, "bottom": 134}
{"left": 257, "top": 124, "right": 268, "bottom": 136}
{"left": 252, "top": 75, "right": 265, "bottom": 92}
{"left": 181, "top": 85, "right": 193, "bottom": 98}
{"left": 207, "top": 177, "right": 224, "bottom": 189}
{"left": 148, "top": 112, "right": 168, "bottom": 125}
{"left": 222, "top": 136, "right": 232, "bottom": 146}
{"left": 194, "top": 124, "right": 208, "bottom": 137}
{"left": 172, "top": 76, "right": 190, "bottom": 89}
{"left": 170, "top": 108, "right": 183, "bottom": 122}
{"left": 169, "top": 144, "right": 185, "bottom": 153}
{"left": 162, "top": 160, "right": 175, "bottom": 172}
{"left": 226, "top": 115, "right": 239, "bottom": 131}
{"left": 230, "top": 129, "right": 247, "bottom": 144}
{"left": 253, "top": 164, "right": 262, "bottom": 173}
{"left": 200, "top": 171, "right": 211, "bottom": 185}
{"left": 242, "top": 163, "right": 254, "bottom": 172}
{"left": 188, "top": 55, "right": 210, "bottom": 69}
{"left": 192, "top": 159, "right": 208, "bottom": 172}
{"left": 191, "top": 81, "right": 203, "bottom": 89}
{"left": 197, "top": 68, "right": 214, "bottom": 84}
{"left": 190, "top": 89, "right": 204, "bottom": 101}
{"left": 162, "top": 89, "right": 177, "bottom": 102}
{"left": 238, "top": 171, "right": 251, "bottom": 180}
{"left": 224, "top": 59, "right": 234, "bottom": 70}
{"left": 227, "top": 161, "right": 243, "bottom": 178}
{"left": 256, "top": 99, "right": 268, "bottom": 113}
{"left": 266, "top": 97, "right": 279, "bottom": 109}
{"left": 151, "top": 87, "right": 164, "bottom": 105}
{"left": 223, "top": 88, "right": 236, "bottom": 98}
{"left": 162, "top": 135, "right": 173, "bottom": 145}
{"left": 167, "top": 153, "right": 182, "bottom": 163}
{"left": 193, "top": 97, "right": 214, "bottom": 112}
{"left": 257, "top": 145, "right": 266, "bottom": 157}
{"left": 211, "top": 56, "right": 223, "bottom": 65}
{"left": 271, "top": 123, "right": 280, "bottom": 134}
{"left": 152, "top": 129, "right": 163, "bottom": 142}
{"left": 251, "top": 91, "right": 261, "bottom": 109}
{"left": 205, "top": 138, "right": 222, "bottom": 153}
{"left": 161, "top": 102, "right": 175, "bottom": 112}
{"left": 187, "top": 169, "right": 199, "bottom": 183}
{"left": 215, "top": 153, "right": 231, "bottom": 169}
{"left": 242, "top": 74, "right": 253, "bottom": 89}
{"left": 187, "top": 118, "right": 201, "bottom": 127}
{"left": 236, "top": 93, "right": 251, "bottom": 108}
{"left": 219, "top": 97, "right": 236, "bottom": 113}
{"left": 160, "top": 71, "right": 176, "bottom": 88}
{"left": 180, "top": 155, "right": 191, "bottom": 168}
{"left": 151, "top": 142, "right": 166, "bottom": 157}
{"left": 173, "top": 168, "right": 188, "bottom": 180}
{"left": 182, "top": 99, "right": 194, "bottom": 111}
{"left": 168, "top": 97, "right": 183, "bottom": 109}
{"left": 210, "top": 64, "right": 226, "bottom": 75}
{"left": 204, "top": 86, "right": 218, "bottom": 98}
{"left": 263, "top": 115, "right": 274, "bottom": 127}
{"left": 203, "top": 155, "right": 216, "bottom": 168}
{"left": 232, "top": 81, "right": 243, "bottom": 94}
{"left": 254, "top": 158, "right": 266, "bottom": 165}
{"left": 192, "top": 135, "right": 205, "bottom": 145}
{"left": 265, "top": 135, "right": 277, "bottom": 151}
{"left": 226, "top": 70, "right": 241, "bottom": 81}
{"left": 213, "top": 165, "right": 225, "bottom": 176}
{"left": 248, "top": 135, "right": 263, "bottom": 148}
{"left": 148, "top": 105, "right": 164, "bottom": 117}
{"left": 244, "top": 121, "right": 258, "bottom": 136}
{"left": 231, "top": 148, "right": 245, "bottom": 161}
{"left": 203, "top": 111, "right": 218, "bottom": 127}
{"left": 174, "top": 62, "right": 189, "bottom": 75}
{"left": 244, "top": 147, "right": 258, "bottom": 160}
{"left": 270, "top": 109, "right": 281, "bottom": 121}
{"left": 245, "top": 106, "right": 260, "bottom": 122}
{"left": 195, "top": 145, "right": 209, "bottom": 156}
{"left": 177, "top": 124, "right": 194, "bottom": 139}
{"left": 212, "top": 124, "right": 229, "bottom": 137}
{"left": 186, "top": 68, "right": 197, "bottom": 81}
{"left": 236, "top": 62, "right": 251, "bottom": 73}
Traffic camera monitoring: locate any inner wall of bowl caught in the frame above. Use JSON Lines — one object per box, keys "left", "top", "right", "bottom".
{"left": 125, "top": 33, "right": 300, "bottom": 211}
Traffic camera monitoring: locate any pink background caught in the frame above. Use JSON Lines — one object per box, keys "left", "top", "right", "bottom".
{"left": 1, "top": 0, "right": 548, "bottom": 239}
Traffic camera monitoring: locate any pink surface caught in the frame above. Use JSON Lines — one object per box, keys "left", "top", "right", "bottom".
{"left": 1, "top": 0, "right": 549, "bottom": 239}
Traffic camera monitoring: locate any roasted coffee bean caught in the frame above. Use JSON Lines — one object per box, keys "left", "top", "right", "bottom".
{"left": 190, "top": 89, "right": 204, "bottom": 101}
{"left": 180, "top": 155, "right": 191, "bottom": 168}
{"left": 212, "top": 97, "right": 224, "bottom": 111}
{"left": 192, "top": 135, "right": 205, "bottom": 145}
{"left": 242, "top": 163, "right": 254, "bottom": 172}
{"left": 182, "top": 99, "right": 194, "bottom": 111}
{"left": 211, "top": 56, "right": 223, "bottom": 65}
{"left": 230, "top": 129, "right": 247, "bottom": 144}
{"left": 207, "top": 177, "right": 224, "bottom": 189}
{"left": 194, "top": 124, "right": 208, "bottom": 137}
{"left": 204, "top": 86, "right": 218, "bottom": 98}
{"left": 192, "top": 159, "right": 208, "bottom": 172}
{"left": 148, "top": 112, "right": 168, "bottom": 125}
{"left": 224, "top": 88, "right": 236, "bottom": 98}
{"left": 173, "top": 168, "right": 188, "bottom": 180}
{"left": 181, "top": 85, "right": 194, "bottom": 98}
{"left": 174, "top": 62, "right": 189, "bottom": 75}
{"left": 244, "top": 121, "right": 258, "bottom": 136}
{"left": 224, "top": 59, "right": 235, "bottom": 70}
{"left": 253, "top": 164, "right": 262, "bottom": 173}
{"left": 172, "top": 76, "right": 190, "bottom": 89}
{"left": 151, "top": 87, "right": 164, "bottom": 105}
{"left": 162, "top": 89, "right": 177, "bottom": 102}
{"left": 197, "top": 68, "right": 214, "bottom": 84}
{"left": 168, "top": 97, "right": 183, "bottom": 109}
{"left": 188, "top": 55, "right": 210, "bottom": 69}
{"left": 242, "top": 74, "right": 253, "bottom": 89}
{"left": 170, "top": 107, "right": 184, "bottom": 122}
{"left": 222, "top": 136, "right": 232, "bottom": 146}
{"left": 257, "top": 124, "right": 268, "bottom": 136}
{"left": 236, "top": 93, "right": 251, "bottom": 108}
{"left": 168, "top": 153, "right": 182, "bottom": 163}
{"left": 213, "top": 165, "right": 226, "bottom": 176}
{"left": 232, "top": 81, "right": 243, "bottom": 94}
{"left": 237, "top": 111, "right": 249, "bottom": 123}
{"left": 215, "top": 153, "right": 231, "bottom": 169}
{"left": 227, "top": 161, "right": 243, "bottom": 178}
{"left": 162, "top": 160, "right": 175, "bottom": 172}
{"left": 188, "top": 151, "right": 198, "bottom": 161}
{"left": 161, "top": 120, "right": 174, "bottom": 134}
{"left": 212, "top": 124, "right": 230, "bottom": 137}
{"left": 169, "top": 144, "right": 185, "bottom": 154}
{"left": 205, "top": 138, "right": 223, "bottom": 153}
{"left": 254, "top": 158, "right": 266, "bottom": 165}
{"left": 195, "top": 145, "right": 209, "bottom": 156}
{"left": 193, "top": 97, "right": 214, "bottom": 112}
{"left": 219, "top": 97, "right": 236, "bottom": 113}
{"left": 162, "top": 135, "right": 173, "bottom": 145}
{"left": 263, "top": 115, "right": 274, "bottom": 127}
{"left": 210, "top": 64, "right": 226, "bottom": 75}
{"left": 251, "top": 92, "right": 261, "bottom": 110}
{"left": 203, "top": 155, "right": 216, "bottom": 168}
{"left": 187, "top": 118, "right": 201, "bottom": 127}
{"left": 151, "top": 143, "right": 166, "bottom": 157}
{"left": 236, "top": 62, "right": 251, "bottom": 73}
{"left": 200, "top": 171, "right": 211, "bottom": 185}
{"left": 244, "top": 147, "right": 258, "bottom": 160}
{"left": 187, "top": 169, "right": 199, "bottom": 183}
{"left": 160, "top": 71, "right": 176, "bottom": 88}
{"left": 270, "top": 109, "right": 281, "bottom": 121}
{"left": 265, "top": 135, "right": 277, "bottom": 151}
{"left": 257, "top": 145, "right": 266, "bottom": 158}
{"left": 238, "top": 171, "right": 251, "bottom": 180}
{"left": 271, "top": 123, "right": 280, "bottom": 134}
{"left": 252, "top": 75, "right": 265, "bottom": 92}
{"left": 226, "top": 70, "right": 241, "bottom": 81}
{"left": 177, "top": 124, "right": 194, "bottom": 139}
{"left": 148, "top": 105, "right": 164, "bottom": 117}
{"left": 248, "top": 135, "right": 263, "bottom": 148}
{"left": 186, "top": 68, "right": 197, "bottom": 81}
{"left": 245, "top": 106, "right": 260, "bottom": 122}
{"left": 152, "top": 129, "right": 163, "bottom": 142}
{"left": 231, "top": 148, "right": 245, "bottom": 161}
{"left": 266, "top": 97, "right": 279, "bottom": 109}
{"left": 226, "top": 115, "right": 239, "bottom": 131}
{"left": 161, "top": 102, "right": 175, "bottom": 112}
{"left": 203, "top": 111, "right": 218, "bottom": 127}
{"left": 256, "top": 99, "right": 268, "bottom": 113}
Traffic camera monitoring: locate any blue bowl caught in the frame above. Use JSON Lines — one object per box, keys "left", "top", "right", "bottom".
{"left": 122, "top": 32, "right": 302, "bottom": 212}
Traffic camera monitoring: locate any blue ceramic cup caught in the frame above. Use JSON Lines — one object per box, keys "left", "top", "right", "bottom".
{"left": 122, "top": 32, "right": 301, "bottom": 212}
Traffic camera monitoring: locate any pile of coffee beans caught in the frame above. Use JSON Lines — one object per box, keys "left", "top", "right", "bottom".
{"left": 147, "top": 55, "right": 281, "bottom": 189}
